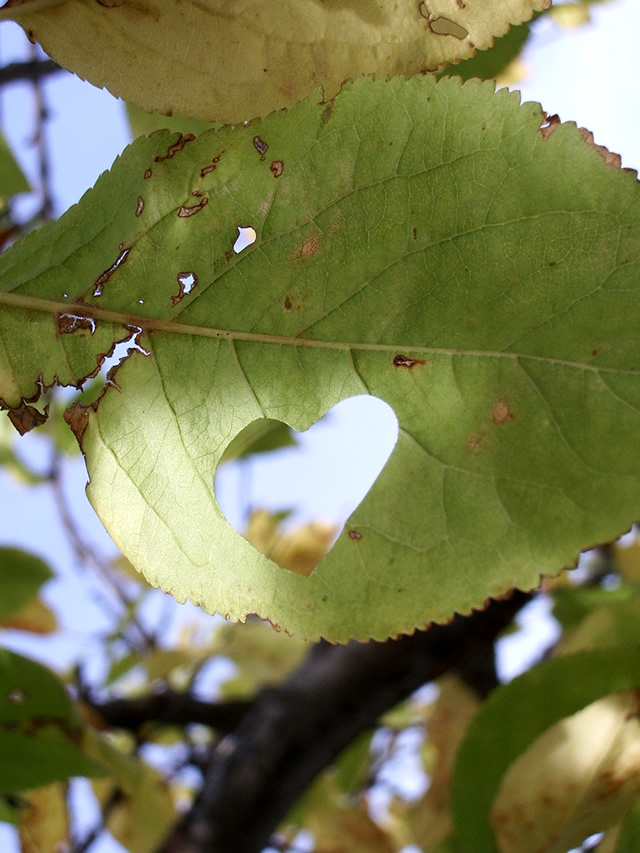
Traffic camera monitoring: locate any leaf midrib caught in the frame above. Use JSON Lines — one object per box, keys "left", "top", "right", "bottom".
{"left": 1, "top": 290, "right": 635, "bottom": 377}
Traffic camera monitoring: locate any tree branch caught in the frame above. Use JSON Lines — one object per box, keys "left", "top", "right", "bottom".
{"left": 86, "top": 689, "right": 251, "bottom": 735}
{"left": 158, "top": 590, "right": 530, "bottom": 853}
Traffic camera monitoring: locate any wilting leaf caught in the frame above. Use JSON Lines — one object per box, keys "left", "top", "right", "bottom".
{"left": 3, "top": 0, "right": 548, "bottom": 123}
{"left": 451, "top": 647, "right": 640, "bottom": 853}
{"left": 0, "top": 77, "right": 639, "bottom": 640}
{"left": 490, "top": 690, "right": 640, "bottom": 853}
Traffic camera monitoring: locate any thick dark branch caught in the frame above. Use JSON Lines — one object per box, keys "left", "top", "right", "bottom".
{"left": 0, "top": 58, "right": 62, "bottom": 87}
{"left": 158, "top": 590, "right": 530, "bottom": 853}
{"left": 86, "top": 689, "right": 251, "bottom": 734}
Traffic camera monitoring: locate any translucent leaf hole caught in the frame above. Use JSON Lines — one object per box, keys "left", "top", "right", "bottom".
{"left": 215, "top": 396, "right": 398, "bottom": 575}
{"left": 233, "top": 226, "right": 257, "bottom": 253}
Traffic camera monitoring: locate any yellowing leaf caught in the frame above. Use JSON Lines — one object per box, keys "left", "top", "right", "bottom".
{"left": 18, "top": 783, "right": 70, "bottom": 853}
{"left": 1, "top": 596, "right": 57, "bottom": 634}
{"left": 4, "top": 0, "right": 549, "bottom": 123}
{"left": 405, "top": 676, "right": 479, "bottom": 850}
{"left": 614, "top": 538, "right": 640, "bottom": 584}
{"left": 245, "top": 509, "right": 337, "bottom": 576}
{"left": 308, "top": 800, "right": 396, "bottom": 853}
{"left": 85, "top": 729, "right": 176, "bottom": 853}
{"left": 490, "top": 690, "right": 640, "bottom": 853}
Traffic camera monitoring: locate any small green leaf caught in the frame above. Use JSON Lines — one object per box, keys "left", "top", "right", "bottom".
{"left": 0, "top": 132, "right": 29, "bottom": 201}
{"left": 0, "top": 649, "right": 106, "bottom": 793}
{"left": 614, "top": 798, "right": 640, "bottom": 852}
{"left": 451, "top": 647, "right": 640, "bottom": 853}
{"left": 0, "top": 548, "right": 52, "bottom": 621}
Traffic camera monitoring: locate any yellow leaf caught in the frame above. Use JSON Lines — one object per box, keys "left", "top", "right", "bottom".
{"left": 245, "top": 509, "right": 337, "bottom": 576}
{"left": 308, "top": 800, "right": 396, "bottom": 853}
{"left": 4, "top": 0, "right": 549, "bottom": 124}
{"left": 614, "top": 539, "right": 640, "bottom": 584}
{"left": 18, "top": 783, "right": 69, "bottom": 853}
{"left": 405, "top": 675, "right": 480, "bottom": 849}
{"left": 490, "top": 690, "right": 640, "bottom": 853}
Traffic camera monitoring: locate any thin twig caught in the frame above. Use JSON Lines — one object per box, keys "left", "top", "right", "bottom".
{"left": 0, "top": 58, "right": 62, "bottom": 87}
{"left": 49, "top": 452, "right": 156, "bottom": 650}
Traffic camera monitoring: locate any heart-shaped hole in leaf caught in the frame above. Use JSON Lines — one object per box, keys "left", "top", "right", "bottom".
{"left": 215, "top": 396, "right": 398, "bottom": 576}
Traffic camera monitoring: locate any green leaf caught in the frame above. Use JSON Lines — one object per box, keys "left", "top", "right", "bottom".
{"left": 1, "top": 76, "right": 640, "bottom": 640}
{"left": 438, "top": 18, "right": 532, "bottom": 83}
{"left": 219, "top": 418, "right": 297, "bottom": 464}
{"left": 614, "top": 798, "right": 640, "bottom": 852}
{"left": 0, "top": 648, "right": 106, "bottom": 793}
{"left": 451, "top": 647, "right": 640, "bottom": 853}
{"left": 4, "top": 0, "right": 549, "bottom": 123}
{"left": 0, "top": 132, "right": 29, "bottom": 201}
{"left": 0, "top": 547, "right": 52, "bottom": 621}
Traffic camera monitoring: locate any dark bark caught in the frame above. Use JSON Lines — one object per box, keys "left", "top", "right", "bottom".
{"left": 156, "top": 590, "right": 530, "bottom": 853}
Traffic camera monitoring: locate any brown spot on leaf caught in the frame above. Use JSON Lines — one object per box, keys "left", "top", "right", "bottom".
{"left": 135, "top": 196, "right": 144, "bottom": 217}
{"left": 284, "top": 296, "right": 292, "bottom": 310}
{"left": 466, "top": 432, "right": 487, "bottom": 453}
{"left": 154, "top": 133, "right": 196, "bottom": 163}
{"left": 8, "top": 402, "right": 48, "bottom": 435}
{"left": 348, "top": 529, "right": 362, "bottom": 540}
{"left": 412, "top": 227, "right": 417, "bottom": 240}
{"left": 144, "top": 168, "right": 152, "bottom": 179}
{"left": 199, "top": 152, "right": 223, "bottom": 179}
{"left": 539, "top": 112, "right": 561, "bottom": 141}
{"left": 224, "top": 250, "right": 233, "bottom": 263}
{"left": 492, "top": 401, "right": 515, "bottom": 424}
{"left": 253, "top": 135, "right": 268, "bottom": 158}
{"left": 93, "top": 243, "right": 130, "bottom": 297}
{"left": 290, "top": 232, "right": 322, "bottom": 262}
{"left": 393, "top": 354, "right": 427, "bottom": 369}
{"left": 270, "top": 160, "right": 284, "bottom": 178}
{"left": 57, "top": 314, "right": 96, "bottom": 335}
{"left": 177, "top": 197, "right": 208, "bottom": 217}
{"left": 592, "top": 346, "right": 603, "bottom": 357}
{"left": 429, "top": 16, "right": 468, "bottom": 37}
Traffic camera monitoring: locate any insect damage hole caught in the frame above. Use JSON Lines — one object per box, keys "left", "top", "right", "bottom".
{"left": 233, "top": 226, "right": 257, "bottom": 254}
{"left": 173, "top": 271, "right": 198, "bottom": 305}
{"left": 214, "top": 396, "right": 398, "bottom": 576}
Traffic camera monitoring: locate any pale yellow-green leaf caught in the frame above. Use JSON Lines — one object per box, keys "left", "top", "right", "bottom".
{"left": 307, "top": 800, "right": 396, "bottom": 853}
{"left": 215, "top": 619, "right": 307, "bottom": 698}
{"left": 18, "top": 782, "right": 70, "bottom": 853}
{"left": 405, "top": 676, "right": 479, "bottom": 850}
{"left": 85, "top": 728, "right": 176, "bottom": 853}
{"left": 5, "top": 0, "right": 549, "bottom": 123}
{"left": 490, "top": 690, "right": 640, "bottom": 853}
